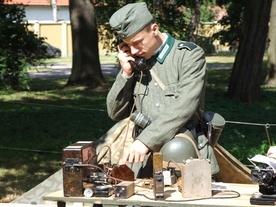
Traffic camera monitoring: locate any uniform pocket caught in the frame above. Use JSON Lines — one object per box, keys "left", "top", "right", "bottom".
{"left": 164, "top": 83, "right": 177, "bottom": 97}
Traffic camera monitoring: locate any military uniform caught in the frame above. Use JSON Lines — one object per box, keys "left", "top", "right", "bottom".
{"left": 106, "top": 2, "right": 219, "bottom": 178}
{"left": 107, "top": 33, "right": 205, "bottom": 149}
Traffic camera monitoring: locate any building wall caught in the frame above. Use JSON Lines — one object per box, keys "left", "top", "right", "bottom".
{"left": 24, "top": 5, "right": 73, "bottom": 57}
{"left": 9, "top": 3, "right": 109, "bottom": 57}
{"left": 24, "top": 6, "right": 70, "bottom": 21}
{"left": 29, "top": 21, "right": 110, "bottom": 57}
{"left": 29, "top": 21, "right": 73, "bottom": 57}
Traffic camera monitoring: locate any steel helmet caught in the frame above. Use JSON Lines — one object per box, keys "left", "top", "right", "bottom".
{"left": 160, "top": 136, "right": 198, "bottom": 163}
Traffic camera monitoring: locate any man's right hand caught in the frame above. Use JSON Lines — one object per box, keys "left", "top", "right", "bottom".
{"left": 117, "top": 42, "right": 135, "bottom": 78}
{"left": 119, "top": 140, "right": 149, "bottom": 165}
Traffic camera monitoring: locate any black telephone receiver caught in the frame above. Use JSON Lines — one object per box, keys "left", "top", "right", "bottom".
{"left": 129, "top": 56, "right": 148, "bottom": 71}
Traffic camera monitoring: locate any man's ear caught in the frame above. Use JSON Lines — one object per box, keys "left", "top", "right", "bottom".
{"left": 151, "top": 23, "right": 159, "bottom": 35}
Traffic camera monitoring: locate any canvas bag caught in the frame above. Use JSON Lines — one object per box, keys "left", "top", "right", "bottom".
{"left": 96, "top": 118, "right": 135, "bottom": 165}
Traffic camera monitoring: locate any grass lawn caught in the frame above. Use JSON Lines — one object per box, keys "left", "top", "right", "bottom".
{"left": 0, "top": 53, "right": 275, "bottom": 202}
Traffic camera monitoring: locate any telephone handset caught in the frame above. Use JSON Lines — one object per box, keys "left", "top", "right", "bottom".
{"left": 129, "top": 56, "right": 148, "bottom": 71}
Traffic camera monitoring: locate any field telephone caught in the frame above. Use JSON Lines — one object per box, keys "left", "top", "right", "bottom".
{"left": 129, "top": 56, "right": 148, "bottom": 71}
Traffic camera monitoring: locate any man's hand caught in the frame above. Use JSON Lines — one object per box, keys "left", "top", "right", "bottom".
{"left": 117, "top": 42, "right": 135, "bottom": 78}
{"left": 120, "top": 140, "right": 149, "bottom": 164}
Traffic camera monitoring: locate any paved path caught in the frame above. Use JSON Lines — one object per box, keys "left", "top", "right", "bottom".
{"left": 29, "top": 63, "right": 119, "bottom": 79}
{"left": 29, "top": 62, "right": 233, "bottom": 79}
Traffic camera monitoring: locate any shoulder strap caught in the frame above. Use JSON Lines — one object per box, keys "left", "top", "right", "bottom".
{"left": 150, "top": 69, "right": 165, "bottom": 90}
{"left": 177, "top": 42, "right": 197, "bottom": 51}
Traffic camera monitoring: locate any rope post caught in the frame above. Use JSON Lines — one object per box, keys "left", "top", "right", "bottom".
{"left": 265, "top": 123, "right": 271, "bottom": 147}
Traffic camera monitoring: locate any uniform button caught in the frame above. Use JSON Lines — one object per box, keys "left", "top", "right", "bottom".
{"left": 154, "top": 82, "right": 158, "bottom": 87}
{"left": 156, "top": 103, "right": 160, "bottom": 107}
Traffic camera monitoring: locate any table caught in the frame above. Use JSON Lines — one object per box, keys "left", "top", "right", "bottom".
{"left": 43, "top": 183, "right": 271, "bottom": 207}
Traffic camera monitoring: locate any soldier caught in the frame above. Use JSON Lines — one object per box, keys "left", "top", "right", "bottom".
{"left": 106, "top": 2, "right": 219, "bottom": 178}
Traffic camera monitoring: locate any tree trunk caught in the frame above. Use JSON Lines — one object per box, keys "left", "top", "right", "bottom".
{"left": 265, "top": 0, "right": 276, "bottom": 86}
{"left": 67, "top": 0, "right": 105, "bottom": 88}
{"left": 226, "top": 0, "right": 272, "bottom": 103}
{"left": 189, "top": 0, "right": 200, "bottom": 43}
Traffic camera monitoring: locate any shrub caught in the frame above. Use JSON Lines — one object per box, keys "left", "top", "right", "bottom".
{"left": 0, "top": 0, "right": 48, "bottom": 90}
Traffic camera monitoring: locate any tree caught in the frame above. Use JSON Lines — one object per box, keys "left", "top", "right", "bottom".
{"left": 213, "top": 0, "right": 245, "bottom": 46}
{"left": 95, "top": 1, "right": 120, "bottom": 54}
{"left": 187, "top": 0, "right": 201, "bottom": 43}
{"left": 265, "top": 0, "right": 276, "bottom": 86}
{"left": 66, "top": 0, "right": 105, "bottom": 88}
{"left": 145, "top": 0, "right": 214, "bottom": 43}
{"left": 0, "top": 0, "right": 47, "bottom": 90}
{"left": 226, "top": 0, "right": 272, "bottom": 103}
{"left": 146, "top": 0, "right": 188, "bottom": 40}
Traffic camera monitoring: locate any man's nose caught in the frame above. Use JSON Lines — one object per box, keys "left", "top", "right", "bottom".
{"left": 130, "top": 46, "right": 139, "bottom": 56}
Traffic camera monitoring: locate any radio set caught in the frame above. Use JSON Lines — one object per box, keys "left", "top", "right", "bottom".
{"left": 62, "top": 141, "right": 212, "bottom": 200}
{"left": 62, "top": 141, "right": 135, "bottom": 198}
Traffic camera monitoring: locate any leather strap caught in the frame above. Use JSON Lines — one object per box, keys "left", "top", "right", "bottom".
{"left": 175, "top": 133, "right": 201, "bottom": 158}
{"left": 163, "top": 133, "right": 202, "bottom": 170}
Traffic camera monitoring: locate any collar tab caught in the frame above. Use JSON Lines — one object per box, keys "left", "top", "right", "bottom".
{"left": 156, "top": 33, "right": 175, "bottom": 64}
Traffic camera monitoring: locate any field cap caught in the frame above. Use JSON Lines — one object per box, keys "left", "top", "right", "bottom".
{"left": 109, "top": 2, "right": 153, "bottom": 39}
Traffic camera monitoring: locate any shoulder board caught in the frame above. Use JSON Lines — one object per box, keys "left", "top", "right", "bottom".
{"left": 177, "top": 42, "right": 197, "bottom": 51}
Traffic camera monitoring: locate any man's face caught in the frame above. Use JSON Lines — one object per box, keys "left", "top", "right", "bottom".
{"left": 123, "top": 23, "right": 158, "bottom": 60}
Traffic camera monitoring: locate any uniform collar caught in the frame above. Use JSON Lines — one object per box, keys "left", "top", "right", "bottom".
{"left": 156, "top": 33, "right": 175, "bottom": 64}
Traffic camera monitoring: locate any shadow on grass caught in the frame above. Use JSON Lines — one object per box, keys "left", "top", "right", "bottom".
{"left": 0, "top": 78, "right": 116, "bottom": 202}
{"left": 205, "top": 69, "right": 276, "bottom": 165}
{"left": 0, "top": 151, "right": 61, "bottom": 202}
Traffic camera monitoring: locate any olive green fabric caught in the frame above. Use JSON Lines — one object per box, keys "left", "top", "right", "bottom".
{"left": 109, "top": 2, "right": 153, "bottom": 39}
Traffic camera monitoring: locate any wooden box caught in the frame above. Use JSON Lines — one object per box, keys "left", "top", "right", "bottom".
{"left": 180, "top": 158, "right": 212, "bottom": 198}
{"left": 62, "top": 141, "right": 96, "bottom": 197}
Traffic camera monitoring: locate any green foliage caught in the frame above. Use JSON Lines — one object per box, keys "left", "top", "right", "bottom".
{"left": 213, "top": 0, "right": 245, "bottom": 45}
{"left": 146, "top": 1, "right": 189, "bottom": 40}
{"left": 95, "top": 1, "right": 121, "bottom": 54}
{"left": 200, "top": 3, "right": 215, "bottom": 22}
{"left": 197, "top": 36, "right": 216, "bottom": 54}
{"left": 0, "top": 0, "right": 48, "bottom": 90}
